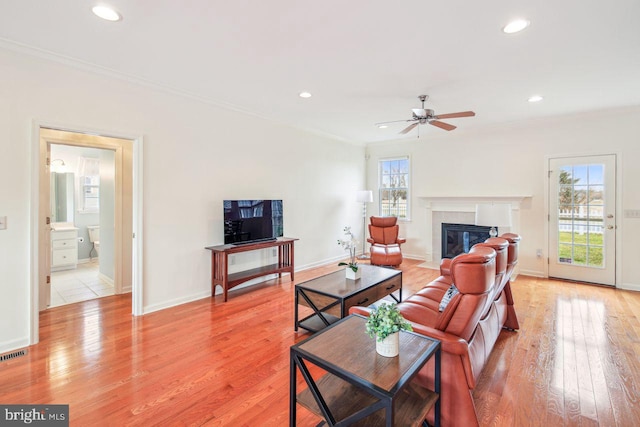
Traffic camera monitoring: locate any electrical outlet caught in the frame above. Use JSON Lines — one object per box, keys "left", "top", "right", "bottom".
{"left": 0, "top": 216, "right": 6, "bottom": 230}
{"left": 230, "top": 256, "right": 235, "bottom": 265}
{"left": 536, "top": 249, "right": 543, "bottom": 258}
{"left": 272, "top": 248, "right": 277, "bottom": 257}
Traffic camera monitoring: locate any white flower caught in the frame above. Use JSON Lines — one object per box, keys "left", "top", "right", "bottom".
{"left": 338, "top": 226, "right": 359, "bottom": 267}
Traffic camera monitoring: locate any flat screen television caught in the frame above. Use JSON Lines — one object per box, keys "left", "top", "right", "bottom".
{"left": 223, "top": 200, "right": 283, "bottom": 245}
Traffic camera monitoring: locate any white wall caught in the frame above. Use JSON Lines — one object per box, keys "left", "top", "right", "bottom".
{"left": 365, "top": 107, "right": 640, "bottom": 288}
{"left": 0, "top": 47, "right": 365, "bottom": 353}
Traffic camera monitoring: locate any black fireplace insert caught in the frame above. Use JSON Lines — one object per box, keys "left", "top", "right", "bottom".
{"left": 441, "top": 223, "right": 494, "bottom": 259}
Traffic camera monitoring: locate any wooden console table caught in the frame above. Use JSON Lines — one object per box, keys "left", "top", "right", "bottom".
{"left": 205, "top": 237, "right": 297, "bottom": 302}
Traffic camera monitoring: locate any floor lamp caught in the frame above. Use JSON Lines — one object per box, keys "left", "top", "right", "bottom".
{"left": 356, "top": 190, "right": 373, "bottom": 259}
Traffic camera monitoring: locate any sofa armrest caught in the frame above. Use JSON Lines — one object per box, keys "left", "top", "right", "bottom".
{"left": 397, "top": 237, "right": 406, "bottom": 245}
{"left": 439, "top": 258, "right": 452, "bottom": 277}
{"left": 367, "top": 238, "right": 375, "bottom": 244}
{"left": 349, "top": 305, "right": 476, "bottom": 389}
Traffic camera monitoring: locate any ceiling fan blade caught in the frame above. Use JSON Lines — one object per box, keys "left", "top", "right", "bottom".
{"left": 399, "top": 122, "right": 419, "bottom": 134}
{"left": 429, "top": 120, "right": 456, "bottom": 131}
{"left": 375, "top": 119, "right": 413, "bottom": 126}
{"left": 435, "top": 111, "right": 475, "bottom": 119}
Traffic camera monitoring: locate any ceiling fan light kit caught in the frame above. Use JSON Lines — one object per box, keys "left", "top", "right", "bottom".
{"left": 376, "top": 94, "right": 475, "bottom": 136}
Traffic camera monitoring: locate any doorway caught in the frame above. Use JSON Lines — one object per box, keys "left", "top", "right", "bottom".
{"left": 49, "top": 144, "right": 116, "bottom": 307}
{"left": 35, "top": 127, "right": 140, "bottom": 324}
{"left": 548, "top": 155, "right": 617, "bottom": 286}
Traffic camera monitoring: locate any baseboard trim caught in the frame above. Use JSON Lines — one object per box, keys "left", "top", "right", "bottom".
{"left": 143, "top": 290, "right": 212, "bottom": 315}
{"left": 519, "top": 269, "right": 546, "bottom": 278}
{"left": 296, "top": 255, "right": 346, "bottom": 272}
{"left": 99, "top": 273, "right": 114, "bottom": 286}
{"left": 0, "top": 337, "right": 30, "bottom": 355}
{"left": 618, "top": 282, "right": 640, "bottom": 292}
{"left": 402, "top": 253, "right": 426, "bottom": 262}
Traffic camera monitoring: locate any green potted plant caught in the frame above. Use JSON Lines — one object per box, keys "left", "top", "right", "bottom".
{"left": 365, "top": 303, "right": 413, "bottom": 357}
{"left": 337, "top": 226, "right": 360, "bottom": 279}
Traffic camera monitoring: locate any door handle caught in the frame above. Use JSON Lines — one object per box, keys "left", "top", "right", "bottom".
{"left": 607, "top": 214, "right": 614, "bottom": 219}
{"left": 607, "top": 225, "right": 615, "bottom": 230}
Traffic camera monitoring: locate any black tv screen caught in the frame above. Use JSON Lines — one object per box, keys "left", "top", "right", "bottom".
{"left": 224, "top": 200, "right": 283, "bottom": 245}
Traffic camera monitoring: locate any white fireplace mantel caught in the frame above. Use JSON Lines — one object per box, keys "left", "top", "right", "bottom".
{"left": 418, "top": 195, "right": 532, "bottom": 212}
{"left": 418, "top": 195, "right": 532, "bottom": 266}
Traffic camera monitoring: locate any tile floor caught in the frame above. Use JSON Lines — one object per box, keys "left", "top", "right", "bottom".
{"left": 50, "top": 260, "right": 114, "bottom": 308}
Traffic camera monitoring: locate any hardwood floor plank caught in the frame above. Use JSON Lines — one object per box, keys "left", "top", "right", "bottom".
{"left": 2, "top": 260, "right": 640, "bottom": 426}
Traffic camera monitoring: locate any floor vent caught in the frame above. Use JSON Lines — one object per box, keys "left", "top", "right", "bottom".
{"left": 0, "top": 349, "right": 27, "bottom": 362}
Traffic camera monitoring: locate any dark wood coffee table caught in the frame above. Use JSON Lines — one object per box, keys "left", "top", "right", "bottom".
{"left": 290, "top": 314, "right": 441, "bottom": 426}
{"left": 294, "top": 265, "right": 402, "bottom": 333}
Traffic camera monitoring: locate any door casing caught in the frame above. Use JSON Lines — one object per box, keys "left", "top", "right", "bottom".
{"left": 31, "top": 124, "right": 143, "bottom": 345}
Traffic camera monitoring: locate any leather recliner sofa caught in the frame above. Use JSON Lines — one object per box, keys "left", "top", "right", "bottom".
{"left": 350, "top": 233, "right": 521, "bottom": 427}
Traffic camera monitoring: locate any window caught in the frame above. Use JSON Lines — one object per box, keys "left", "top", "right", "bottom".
{"left": 80, "top": 175, "right": 100, "bottom": 212}
{"left": 78, "top": 157, "right": 100, "bottom": 213}
{"left": 378, "top": 157, "right": 410, "bottom": 219}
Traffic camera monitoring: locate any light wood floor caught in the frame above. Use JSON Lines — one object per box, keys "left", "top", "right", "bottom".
{"left": 2, "top": 260, "right": 639, "bottom": 426}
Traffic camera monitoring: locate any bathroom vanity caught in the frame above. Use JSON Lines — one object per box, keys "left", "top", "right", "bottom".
{"left": 51, "top": 225, "right": 79, "bottom": 271}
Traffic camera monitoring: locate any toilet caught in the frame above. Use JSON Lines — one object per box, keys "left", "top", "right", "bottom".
{"left": 87, "top": 226, "right": 100, "bottom": 258}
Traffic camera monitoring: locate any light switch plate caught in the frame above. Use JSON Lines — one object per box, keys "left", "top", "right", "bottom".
{"left": 0, "top": 216, "right": 6, "bottom": 230}
{"left": 624, "top": 209, "right": 640, "bottom": 218}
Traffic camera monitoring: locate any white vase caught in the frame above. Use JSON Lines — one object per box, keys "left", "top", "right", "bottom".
{"left": 345, "top": 267, "right": 361, "bottom": 280}
{"left": 376, "top": 332, "right": 400, "bottom": 357}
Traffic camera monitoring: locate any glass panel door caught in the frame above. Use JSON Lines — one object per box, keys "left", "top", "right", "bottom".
{"left": 549, "top": 155, "right": 616, "bottom": 285}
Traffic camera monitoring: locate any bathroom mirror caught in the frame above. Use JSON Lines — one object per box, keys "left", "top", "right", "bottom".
{"left": 51, "top": 172, "right": 75, "bottom": 223}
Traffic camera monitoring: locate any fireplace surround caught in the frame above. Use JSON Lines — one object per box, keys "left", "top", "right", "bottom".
{"left": 418, "top": 195, "right": 530, "bottom": 267}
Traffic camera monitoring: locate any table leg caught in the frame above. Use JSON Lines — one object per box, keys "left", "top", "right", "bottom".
{"left": 434, "top": 347, "right": 441, "bottom": 427}
{"left": 290, "top": 352, "right": 297, "bottom": 426}
{"left": 294, "top": 288, "right": 299, "bottom": 331}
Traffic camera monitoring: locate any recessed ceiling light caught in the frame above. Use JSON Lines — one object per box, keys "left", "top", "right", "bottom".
{"left": 92, "top": 5, "right": 122, "bottom": 22}
{"left": 377, "top": 124, "right": 389, "bottom": 129}
{"left": 503, "top": 19, "right": 530, "bottom": 34}
{"left": 528, "top": 95, "right": 543, "bottom": 103}
{"left": 299, "top": 91, "right": 312, "bottom": 98}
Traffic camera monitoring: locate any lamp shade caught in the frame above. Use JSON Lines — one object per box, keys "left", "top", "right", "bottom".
{"left": 356, "top": 190, "right": 373, "bottom": 203}
{"left": 475, "top": 203, "right": 512, "bottom": 228}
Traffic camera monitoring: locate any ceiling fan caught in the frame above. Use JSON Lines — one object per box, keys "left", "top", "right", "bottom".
{"left": 376, "top": 95, "right": 475, "bottom": 135}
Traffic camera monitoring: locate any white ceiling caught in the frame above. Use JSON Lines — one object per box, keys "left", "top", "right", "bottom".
{"left": 1, "top": 0, "right": 639, "bottom": 143}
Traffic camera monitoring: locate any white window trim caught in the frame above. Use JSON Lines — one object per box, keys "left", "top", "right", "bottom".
{"left": 378, "top": 156, "right": 411, "bottom": 221}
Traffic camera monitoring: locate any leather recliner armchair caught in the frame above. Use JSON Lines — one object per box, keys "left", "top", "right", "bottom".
{"left": 367, "top": 216, "right": 406, "bottom": 267}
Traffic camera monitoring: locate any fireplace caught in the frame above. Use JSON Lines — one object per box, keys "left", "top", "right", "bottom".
{"left": 441, "top": 223, "right": 493, "bottom": 259}
{"left": 418, "top": 195, "right": 527, "bottom": 268}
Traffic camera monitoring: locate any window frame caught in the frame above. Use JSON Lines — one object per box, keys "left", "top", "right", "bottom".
{"left": 377, "top": 156, "right": 410, "bottom": 221}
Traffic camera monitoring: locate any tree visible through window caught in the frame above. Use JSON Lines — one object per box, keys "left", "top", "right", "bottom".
{"left": 378, "top": 157, "right": 409, "bottom": 219}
